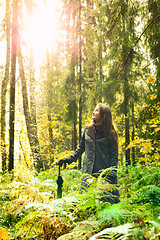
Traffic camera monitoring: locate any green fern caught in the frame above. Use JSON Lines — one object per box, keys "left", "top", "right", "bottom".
{"left": 131, "top": 185, "right": 160, "bottom": 206}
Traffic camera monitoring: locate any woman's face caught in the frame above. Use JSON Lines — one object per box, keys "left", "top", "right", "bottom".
{"left": 92, "top": 105, "right": 101, "bottom": 123}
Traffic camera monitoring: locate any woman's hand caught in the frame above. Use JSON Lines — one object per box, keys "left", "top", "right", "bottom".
{"left": 58, "top": 159, "right": 67, "bottom": 166}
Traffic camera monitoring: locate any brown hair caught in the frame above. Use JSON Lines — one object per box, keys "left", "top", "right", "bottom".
{"left": 88, "top": 103, "right": 118, "bottom": 144}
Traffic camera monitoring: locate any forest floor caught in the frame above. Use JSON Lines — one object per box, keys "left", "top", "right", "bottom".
{"left": 0, "top": 163, "right": 160, "bottom": 239}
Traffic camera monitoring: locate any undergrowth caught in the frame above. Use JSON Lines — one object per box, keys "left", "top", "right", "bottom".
{"left": 0, "top": 163, "right": 160, "bottom": 239}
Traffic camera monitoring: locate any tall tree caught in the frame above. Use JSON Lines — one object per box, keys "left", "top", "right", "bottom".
{"left": 94, "top": 0, "right": 140, "bottom": 165}
{"left": 11, "top": 0, "right": 44, "bottom": 173}
{"left": 82, "top": 0, "right": 98, "bottom": 106}
{"left": 62, "top": 0, "right": 79, "bottom": 151}
{"left": 1, "top": 0, "right": 11, "bottom": 173}
{"left": 46, "top": 50, "right": 54, "bottom": 163}
{"left": 18, "top": 48, "right": 43, "bottom": 172}
{"left": 146, "top": 0, "right": 160, "bottom": 101}
{"left": 78, "top": 0, "right": 82, "bottom": 169}
{"left": 8, "top": 0, "right": 18, "bottom": 171}
{"left": 121, "top": 1, "right": 131, "bottom": 165}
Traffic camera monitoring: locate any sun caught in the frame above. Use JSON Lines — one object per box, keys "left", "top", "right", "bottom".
{"left": 23, "top": 0, "right": 62, "bottom": 65}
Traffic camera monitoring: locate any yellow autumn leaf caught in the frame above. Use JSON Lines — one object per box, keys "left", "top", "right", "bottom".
{"left": 144, "top": 231, "right": 150, "bottom": 239}
{"left": 147, "top": 77, "right": 155, "bottom": 83}
{"left": 150, "top": 95, "right": 156, "bottom": 100}
{"left": 0, "top": 227, "right": 11, "bottom": 240}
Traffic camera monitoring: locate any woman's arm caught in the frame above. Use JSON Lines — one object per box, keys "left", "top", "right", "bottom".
{"left": 59, "top": 129, "right": 86, "bottom": 165}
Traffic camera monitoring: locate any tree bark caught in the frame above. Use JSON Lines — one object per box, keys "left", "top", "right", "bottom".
{"left": 18, "top": 49, "right": 43, "bottom": 173}
{"left": 1, "top": 0, "right": 11, "bottom": 173}
{"left": 78, "top": 0, "right": 82, "bottom": 169}
{"left": 124, "top": 75, "right": 130, "bottom": 166}
{"left": 122, "top": 5, "right": 130, "bottom": 166}
{"left": 131, "top": 102, "right": 135, "bottom": 165}
{"left": 72, "top": 100, "right": 77, "bottom": 151}
{"left": 8, "top": 0, "right": 18, "bottom": 172}
{"left": 46, "top": 50, "right": 54, "bottom": 164}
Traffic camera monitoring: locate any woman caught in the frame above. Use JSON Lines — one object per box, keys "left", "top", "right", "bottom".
{"left": 58, "top": 103, "right": 119, "bottom": 203}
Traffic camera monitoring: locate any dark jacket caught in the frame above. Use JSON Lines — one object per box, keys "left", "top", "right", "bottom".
{"left": 66, "top": 126, "right": 118, "bottom": 184}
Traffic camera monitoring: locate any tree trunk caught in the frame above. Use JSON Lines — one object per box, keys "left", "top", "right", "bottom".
{"left": 18, "top": 48, "right": 43, "bottom": 173}
{"left": 1, "top": 0, "right": 11, "bottom": 173}
{"left": 46, "top": 50, "right": 54, "bottom": 165}
{"left": 73, "top": 101, "right": 77, "bottom": 151}
{"left": 78, "top": 0, "right": 82, "bottom": 169}
{"left": 131, "top": 102, "right": 135, "bottom": 165}
{"left": 48, "top": 112, "right": 54, "bottom": 164}
{"left": 98, "top": 36, "right": 103, "bottom": 103}
{"left": 122, "top": 6, "right": 130, "bottom": 166}
{"left": 124, "top": 75, "right": 130, "bottom": 166}
{"left": 29, "top": 50, "right": 37, "bottom": 132}
{"left": 8, "top": 0, "right": 18, "bottom": 172}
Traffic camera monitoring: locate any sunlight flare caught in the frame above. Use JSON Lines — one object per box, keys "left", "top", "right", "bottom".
{"left": 24, "top": 0, "right": 62, "bottom": 65}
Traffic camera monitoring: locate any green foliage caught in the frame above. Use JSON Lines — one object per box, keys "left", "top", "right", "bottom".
{"left": 135, "top": 101, "right": 160, "bottom": 163}
{"left": 0, "top": 171, "right": 14, "bottom": 184}
{"left": 133, "top": 166, "right": 160, "bottom": 189}
{"left": 118, "top": 163, "right": 160, "bottom": 191}
{"left": 96, "top": 203, "right": 128, "bottom": 227}
{"left": 1, "top": 162, "right": 160, "bottom": 239}
{"left": 37, "top": 168, "right": 58, "bottom": 181}
{"left": 131, "top": 185, "right": 160, "bottom": 206}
